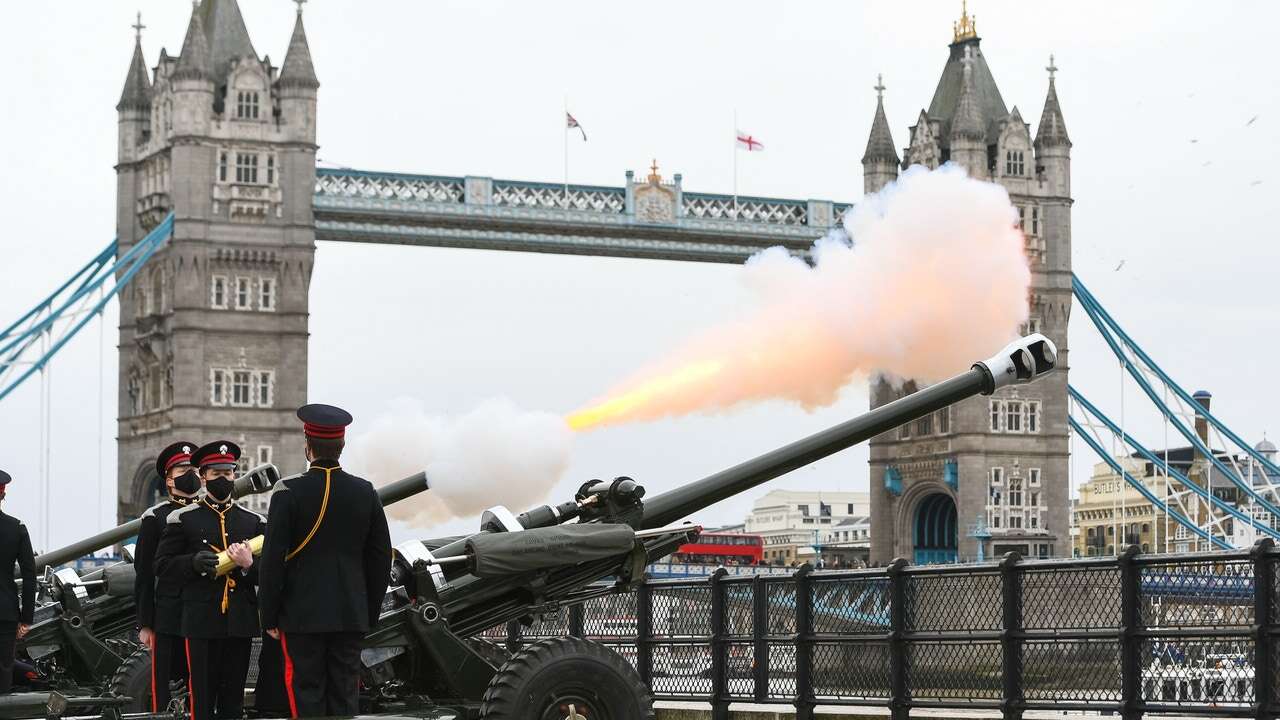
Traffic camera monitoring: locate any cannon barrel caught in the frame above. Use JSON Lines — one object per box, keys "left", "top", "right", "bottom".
{"left": 31, "top": 464, "right": 281, "bottom": 571}
{"left": 640, "top": 334, "right": 1058, "bottom": 529}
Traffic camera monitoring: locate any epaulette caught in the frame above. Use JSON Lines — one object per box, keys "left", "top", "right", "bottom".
{"left": 236, "top": 504, "right": 267, "bottom": 523}
{"left": 269, "top": 478, "right": 292, "bottom": 496}
{"left": 166, "top": 502, "right": 202, "bottom": 525}
{"left": 141, "top": 499, "right": 169, "bottom": 520}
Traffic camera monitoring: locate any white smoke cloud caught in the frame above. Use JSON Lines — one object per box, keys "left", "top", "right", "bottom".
{"left": 343, "top": 398, "right": 573, "bottom": 527}
{"left": 571, "top": 164, "right": 1031, "bottom": 427}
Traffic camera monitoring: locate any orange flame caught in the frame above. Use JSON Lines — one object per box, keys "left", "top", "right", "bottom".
{"left": 566, "top": 359, "right": 725, "bottom": 432}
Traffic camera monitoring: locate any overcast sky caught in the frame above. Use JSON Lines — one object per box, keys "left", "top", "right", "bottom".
{"left": 1, "top": 1, "right": 1277, "bottom": 552}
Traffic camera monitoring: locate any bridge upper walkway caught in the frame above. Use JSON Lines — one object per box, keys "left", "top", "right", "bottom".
{"left": 312, "top": 167, "right": 851, "bottom": 263}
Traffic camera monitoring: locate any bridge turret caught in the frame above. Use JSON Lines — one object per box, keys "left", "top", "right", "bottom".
{"left": 276, "top": 5, "right": 320, "bottom": 146}
{"left": 861, "top": 74, "right": 899, "bottom": 195}
{"left": 170, "top": 4, "right": 215, "bottom": 140}
{"left": 116, "top": 16, "right": 152, "bottom": 165}
{"left": 1034, "top": 55, "right": 1071, "bottom": 198}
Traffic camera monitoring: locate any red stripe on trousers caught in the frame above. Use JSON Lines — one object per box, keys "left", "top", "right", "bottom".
{"left": 184, "top": 638, "right": 194, "bottom": 720}
{"left": 279, "top": 632, "right": 299, "bottom": 719}
{"left": 150, "top": 637, "right": 157, "bottom": 713}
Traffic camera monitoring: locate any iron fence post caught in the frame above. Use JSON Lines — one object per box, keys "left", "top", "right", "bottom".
{"left": 752, "top": 573, "right": 769, "bottom": 703}
{"left": 1000, "top": 551, "right": 1024, "bottom": 720}
{"left": 1118, "top": 544, "right": 1143, "bottom": 720}
{"left": 1252, "top": 539, "right": 1275, "bottom": 720}
{"left": 709, "top": 568, "right": 729, "bottom": 720}
{"left": 636, "top": 581, "right": 653, "bottom": 688}
{"left": 794, "top": 563, "right": 815, "bottom": 720}
{"left": 568, "top": 602, "right": 585, "bottom": 638}
{"left": 887, "top": 557, "right": 910, "bottom": 720}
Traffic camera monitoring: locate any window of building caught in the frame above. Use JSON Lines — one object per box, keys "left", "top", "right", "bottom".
{"left": 991, "top": 467, "right": 1004, "bottom": 486}
{"left": 1030, "top": 491, "right": 1039, "bottom": 507}
{"left": 267, "top": 155, "right": 275, "bottom": 185}
{"left": 798, "top": 504, "right": 809, "bottom": 516}
{"left": 1006, "top": 400, "right": 1023, "bottom": 433}
{"left": 992, "top": 516, "right": 1001, "bottom": 528}
{"left": 1017, "top": 205, "right": 1026, "bottom": 230}
{"left": 916, "top": 413, "right": 932, "bottom": 436}
{"left": 218, "top": 152, "right": 228, "bottom": 182}
{"left": 847, "top": 503, "right": 855, "bottom": 514}
{"left": 898, "top": 420, "right": 911, "bottom": 440}
{"left": 1005, "top": 150, "right": 1025, "bottom": 176}
{"left": 1021, "top": 317, "right": 1042, "bottom": 336}
{"left": 990, "top": 400, "right": 1002, "bottom": 432}
{"left": 937, "top": 406, "right": 950, "bottom": 434}
{"left": 1010, "top": 515, "right": 1023, "bottom": 529}
{"left": 1008, "top": 479, "right": 1023, "bottom": 507}
{"left": 1027, "top": 400, "right": 1041, "bottom": 433}
{"left": 1029, "top": 468, "right": 1041, "bottom": 486}
{"left": 232, "top": 370, "right": 252, "bottom": 406}
{"left": 235, "top": 153, "right": 259, "bottom": 184}
{"left": 259, "top": 277, "right": 276, "bottom": 312}
{"left": 128, "top": 375, "right": 141, "bottom": 415}
{"left": 210, "top": 369, "right": 226, "bottom": 405}
{"left": 802, "top": 518, "right": 814, "bottom": 524}
{"left": 236, "top": 91, "right": 260, "bottom": 120}
{"left": 257, "top": 445, "right": 273, "bottom": 466}
{"left": 255, "top": 371, "right": 273, "bottom": 407}
{"left": 235, "top": 277, "right": 251, "bottom": 310}
{"left": 211, "top": 275, "right": 228, "bottom": 309}
{"left": 1031, "top": 206, "right": 1040, "bottom": 235}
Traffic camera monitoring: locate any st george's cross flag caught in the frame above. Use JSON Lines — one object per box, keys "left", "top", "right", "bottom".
{"left": 566, "top": 111, "right": 587, "bottom": 141}
{"left": 736, "top": 130, "right": 764, "bottom": 151}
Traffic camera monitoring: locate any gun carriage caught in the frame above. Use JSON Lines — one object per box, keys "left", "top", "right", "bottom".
{"left": 9, "top": 335, "right": 1057, "bottom": 720}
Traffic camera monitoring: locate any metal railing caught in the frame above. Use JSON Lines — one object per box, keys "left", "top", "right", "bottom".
{"left": 487, "top": 541, "right": 1280, "bottom": 720}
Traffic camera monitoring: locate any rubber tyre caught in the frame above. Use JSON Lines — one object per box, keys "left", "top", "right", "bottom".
{"left": 107, "top": 646, "right": 188, "bottom": 714}
{"left": 480, "top": 637, "right": 654, "bottom": 720}
{"left": 106, "top": 647, "right": 154, "bottom": 713}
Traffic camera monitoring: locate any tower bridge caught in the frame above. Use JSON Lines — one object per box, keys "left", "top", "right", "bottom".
{"left": 5, "top": 0, "right": 1278, "bottom": 570}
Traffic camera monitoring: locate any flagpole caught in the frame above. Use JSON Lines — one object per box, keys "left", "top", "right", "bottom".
{"left": 732, "top": 109, "right": 739, "bottom": 220}
{"left": 568, "top": 95, "right": 573, "bottom": 207}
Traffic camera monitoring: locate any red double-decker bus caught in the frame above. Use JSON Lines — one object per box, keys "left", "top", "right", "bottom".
{"left": 670, "top": 532, "right": 764, "bottom": 566}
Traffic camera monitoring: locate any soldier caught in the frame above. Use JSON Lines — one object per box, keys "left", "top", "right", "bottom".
{"left": 259, "top": 404, "right": 392, "bottom": 717}
{"left": 133, "top": 441, "right": 200, "bottom": 712}
{"left": 155, "top": 442, "right": 264, "bottom": 720}
{"left": 0, "top": 470, "right": 35, "bottom": 695}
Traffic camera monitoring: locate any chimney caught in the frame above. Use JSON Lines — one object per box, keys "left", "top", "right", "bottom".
{"left": 1192, "top": 390, "right": 1212, "bottom": 450}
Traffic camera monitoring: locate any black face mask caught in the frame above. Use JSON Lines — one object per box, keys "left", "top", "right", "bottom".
{"left": 173, "top": 470, "right": 201, "bottom": 496}
{"left": 206, "top": 477, "right": 235, "bottom": 502}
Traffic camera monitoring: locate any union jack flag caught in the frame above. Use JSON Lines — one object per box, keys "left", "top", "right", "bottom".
{"left": 566, "top": 112, "right": 587, "bottom": 141}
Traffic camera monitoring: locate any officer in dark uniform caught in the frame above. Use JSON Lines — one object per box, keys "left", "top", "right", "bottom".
{"left": 259, "top": 404, "right": 392, "bottom": 718}
{"left": 0, "top": 470, "right": 36, "bottom": 695}
{"left": 155, "top": 442, "right": 265, "bottom": 720}
{"left": 133, "top": 441, "right": 200, "bottom": 712}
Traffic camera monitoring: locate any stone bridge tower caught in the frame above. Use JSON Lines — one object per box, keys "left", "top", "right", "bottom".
{"left": 114, "top": 0, "right": 319, "bottom": 519}
{"left": 865, "top": 6, "right": 1072, "bottom": 564}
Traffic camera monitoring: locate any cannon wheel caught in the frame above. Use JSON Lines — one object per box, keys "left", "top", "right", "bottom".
{"left": 108, "top": 646, "right": 187, "bottom": 714}
{"left": 479, "top": 637, "right": 654, "bottom": 720}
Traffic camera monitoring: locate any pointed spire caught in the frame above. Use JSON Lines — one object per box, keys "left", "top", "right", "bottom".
{"left": 173, "top": 3, "right": 212, "bottom": 82}
{"left": 951, "top": 46, "right": 985, "bottom": 141}
{"left": 862, "top": 74, "right": 899, "bottom": 165}
{"left": 1035, "top": 55, "right": 1071, "bottom": 148}
{"left": 278, "top": 7, "right": 319, "bottom": 89}
{"left": 117, "top": 13, "right": 152, "bottom": 111}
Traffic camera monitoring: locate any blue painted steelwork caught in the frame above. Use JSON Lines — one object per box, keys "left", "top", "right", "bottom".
{"left": 913, "top": 493, "right": 958, "bottom": 564}
{"left": 0, "top": 213, "right": 173, "bottom": 403}
{"left": 1068, "top": 415, "right": 1230, "bottom": 550}
{"left": 943, "top": 459, "right": 958, "bottom": 490}
{"left": 883, "top": 466, "right": 902, "bottom": 496}
{"left": 1070, "top": 384, "right": 1278, "bottom": 541}
{"left": 1072, "top": 274, "right": 1280, "bottom": 521}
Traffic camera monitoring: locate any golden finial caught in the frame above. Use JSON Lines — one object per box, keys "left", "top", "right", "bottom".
{"left": 953, "top": 0, "right": 977, "bottom": 43}
{"left": 647, "top": 158, "right": 662, "bottom": 184}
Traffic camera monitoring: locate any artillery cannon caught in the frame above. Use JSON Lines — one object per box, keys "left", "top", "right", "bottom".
{"left": 11, "top": 335, "right": 1056, "bottom": 720}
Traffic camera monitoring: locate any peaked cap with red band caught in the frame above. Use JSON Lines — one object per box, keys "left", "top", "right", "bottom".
{"left": 155, "top": 440, "right": 198, "bottom": 477}
{"left": 298, "top": 403, "right": 353, "bottom": 440}
{"left": 193, "top": 440, "right": 241, "bottom": 470}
